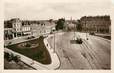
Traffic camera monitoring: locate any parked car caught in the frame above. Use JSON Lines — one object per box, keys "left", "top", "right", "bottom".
{"left": 76, "top": 38, "right": 83, "bottom": 44}
{"left": 89, "top": 32, "right": 95, "bottom": 35}
{"left": 27, "top": 36, "right": 35, "bottom": 39}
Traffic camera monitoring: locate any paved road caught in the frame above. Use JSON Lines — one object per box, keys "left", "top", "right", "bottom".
{"left": 47, "top": 32, "right": 111, "bottom": 70}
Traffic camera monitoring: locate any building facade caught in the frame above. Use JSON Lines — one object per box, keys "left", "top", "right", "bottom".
{"left": 80, "top": 15, "right": 111, "bottom": 33}
{"left": 22, "top": 25, "right": 31, "bottom": 35}
{"left": 11, "top": 18, "right": 22, "bottom": 37}
{"left": 4, "top": 18, "right": 56, "bottom": 40}
{"left": 4, "top": 28, "right": 14, "bottom": 40}
{"left": 4, "top": 18, "right": 23, "bottom": 40}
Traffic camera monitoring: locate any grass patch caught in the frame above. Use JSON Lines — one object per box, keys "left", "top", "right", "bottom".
{"left": 6, "top": 36, "right": 52, "bottom": 64}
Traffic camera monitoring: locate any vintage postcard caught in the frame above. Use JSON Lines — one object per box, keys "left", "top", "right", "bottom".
{"left": 1, "top": 0, "right": 114, "bottom": 72}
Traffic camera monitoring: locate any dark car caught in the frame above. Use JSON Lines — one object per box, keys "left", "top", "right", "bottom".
{"left": 89, "top": 32, "right": 95, "bottom": 35}
{"left": 76, "top": 38, "right": 83, "bottom": 44}
{"left": 27, "top": 36, "right": 35, "bottom": 39}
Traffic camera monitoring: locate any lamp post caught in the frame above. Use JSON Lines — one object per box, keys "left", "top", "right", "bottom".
{"left": 53, "top": 29, "right": 56, "bottom": 53}
{"left": 54, "top": 31, "right": 55, "bottom": 53}
{"left": 86, "top": 24, "right": 88, "bottom": 40}
{"left": 74, "top": 21, "right": 76, "bottom": 40}
{"left": 71, "top": 17, "right": 75, "bottom": 40}
{"left": 85, "top": 19, "right": 88, "bottom": 40}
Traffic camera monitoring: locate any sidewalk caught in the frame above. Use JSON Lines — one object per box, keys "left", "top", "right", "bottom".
{"left": 95, "top": 33, "right": 111, "bottom": 36}
{"left": 4, "top": 35, "right": 39, "bottom": 46}
{"left": 4, "top": 35, "right": 60, "bottom": 70}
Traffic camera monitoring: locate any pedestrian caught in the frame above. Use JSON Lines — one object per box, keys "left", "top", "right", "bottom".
{"left": 30, "top": 60, "right": 34, "bottom": 65}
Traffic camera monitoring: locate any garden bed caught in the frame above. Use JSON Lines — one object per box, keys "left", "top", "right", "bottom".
{"left": 6, "top": 36, "right": 52, "bottom": 64}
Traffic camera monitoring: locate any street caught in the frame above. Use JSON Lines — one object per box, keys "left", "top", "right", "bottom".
{"left": 47, "top": 32, "right": 111, "bottom": 69}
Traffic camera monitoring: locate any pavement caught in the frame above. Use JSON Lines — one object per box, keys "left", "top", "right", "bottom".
{"left": 4, "top": 35, "right": 37, "bottom": 46}
{"left": 47, "top": 31, "right": 111, "bottom": 69}
{"left": 4, "top": 34, "right": 60, "bottom": 70}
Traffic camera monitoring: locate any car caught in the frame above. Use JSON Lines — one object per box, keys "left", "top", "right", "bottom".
{"left": 89, "top": 32, "right": 95, "bottom": 35}
{"left": 31, "top": 36, "right": 35, "bottom": 38}
{"left": 27, "top": 36, "right": 35, "bottom": 39}
{"left": 76, "top": 38, "right": 83, "bottom": 44}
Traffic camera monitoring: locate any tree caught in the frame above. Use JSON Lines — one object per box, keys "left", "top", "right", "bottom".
{"left": 4, "top": 20, "right": 12, "bottom": 28}
{"left": 76, "top": 20, "right": 82, "bottom": 31}
{"left": 56, "top": 18, "right": 65, "bottom": 30}
{"left": 49, "top": 19, "right": 53, "bottom": 23}
{"left": 13, "top": 55, "right": 20, "bottom": 63}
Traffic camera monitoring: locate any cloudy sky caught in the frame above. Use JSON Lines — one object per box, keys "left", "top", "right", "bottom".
{"left": 4, "top": 0, "right": 112, "bottom": 20}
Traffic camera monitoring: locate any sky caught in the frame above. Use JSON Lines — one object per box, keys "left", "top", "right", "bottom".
{"left": 4, "top": 0, "right": 112, "bottom": 20}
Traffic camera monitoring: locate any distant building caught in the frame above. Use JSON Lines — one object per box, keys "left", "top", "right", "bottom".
{"left": 4, "top": 18, "right": 23, "bottom": 40}
{"left": 4, "top": 18, "right": 56, "bottom": 40}
{"left": 64, "top": 19, "right": 76, "bottom": 31}
{"left": 4, "top": 28, "right": 14, "bottom": 40}
{"left": 22, "top": 25, "right": 31, "bottom": 35}
{"left": 30, "top": 21, "right": 56, "bottom": 36}
{"left": 30, "top": 23, "right": 41, "bottom": 36}
{"left": 11, "top": 18, "right": 22, "bottom": 37}
{"left": 42, "top": 21, "right": 56, "bottom": 34}
{"left": 80, "top": 15, "right": 111, "bottom": 33}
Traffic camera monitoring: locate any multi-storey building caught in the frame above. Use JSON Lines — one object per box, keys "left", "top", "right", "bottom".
{"left": 4, "top": 18, "right": 23, "bottom": 40}
{"left": 80, "top": 15, "right": 111, "bottom": 33}
{"left": 11, "top": 18, "right": 22, "bottom": 37}
{"left": 22, "top": 25, "right": 31, "bottom": 35}
{"left": 4, "top": 28, "right": 14, "bottom": 40}
{"left": 30, "top": 21, "right": 55, "bottom": 36}
{"left": 30, "top": 23, "right": 41, "bottom": 36}
{"left": 4, "top": 18, "right": 56, "bottom": 40}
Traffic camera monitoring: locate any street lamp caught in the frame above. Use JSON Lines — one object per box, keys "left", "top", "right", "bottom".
{"left": 53, "top": 29, "right": 56, "bottom": 53}
{"left": 71, "top": 17, "right": 76, "bottom": 41}
{"left": 74, "top": 21, "right": 76, "bottom": 40}
{"left": 54, "top": 31, "right": 55, "bottom": 53}
{"left": 85, "top": 18, "right": 88, "bottom": 40}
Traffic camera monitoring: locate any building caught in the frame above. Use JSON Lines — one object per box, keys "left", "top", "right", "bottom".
{"left": 42, "top": 21, "right": 56, "bottom": 34}
{"left": 80, "top": 15, "right": 111, "bottom": 33}
{"left": 4, "top": 18, "right": 56, "bottom": 40}
{"left": 30, "top": 23, "right": 41, "bottom": 36}
{"left": 11, "top": 18, "right": 22, "bottom": 37}
{"left": 22, "top": 25, "right": 31, "bottom": 36}
{"left": 64, "top": 17, "right": 77, "bottom": 31}
{"left": 4, "top": 18, "right": 23, "bottom": 40}
{"left": 4, "top": 28, "right": 14, "bottom": 40}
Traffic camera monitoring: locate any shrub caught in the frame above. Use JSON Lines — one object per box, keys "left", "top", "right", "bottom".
{"left": 4, "top": 52, "right": 13, "bottom": 62}
{"left": 13, "top": 55, "right": 20, "bottom": 63}
{"left": 4, "top": 52, "right": 21, "bottom": 63}
{"left": 37, "top": 50, "right": 44, "bottom": 59}
{"left": 4, "top": 52, "right": 10, "bottom": 60}
{"left": 25, "top": 43, "right": 31, "bottom": 47}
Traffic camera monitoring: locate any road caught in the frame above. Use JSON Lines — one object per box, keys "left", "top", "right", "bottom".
{"left": 47, "top": 32, "right": 111, "bottom": 70}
